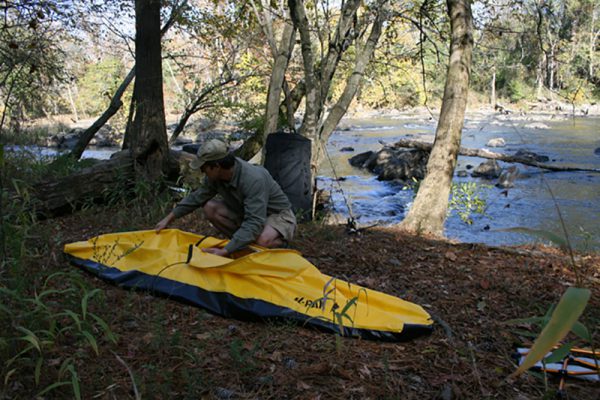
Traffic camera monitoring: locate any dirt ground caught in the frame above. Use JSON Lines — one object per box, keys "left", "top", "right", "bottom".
{"left": 21, "top": 209, "right": 600, "bottom": 399}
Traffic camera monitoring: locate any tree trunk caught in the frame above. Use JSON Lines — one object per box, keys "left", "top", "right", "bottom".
{"left": 32, "top": 155, "right": 134, "bottom": 217}
{"left": 318, "top": 0, "right": 362, "bottom": 106}
{"left": 289, "top": 0, "right": 321, "bottom": 144}
{"left": 0, "top": 145, "right": 5, "bottom": 259}
{"left": 536, "top": 58, "right": 544, "bottom": 99}
{"left": 280, "top": 80, "right": 305, "bottom": 125}
{"left": 548, "top": 39, "right": 556, "bottom": 90}
{"left": 29, "top": 150, "right": 195, "bottom": 218}
{"left": 590, "top": 8, "right": 598, "bottom": 79}
{"left": 282, "top": 79, "right": 296, "bottom": 129}
{"left": 226, "top": 1, "right": 297, "bottom": 163}
{"left": 490, "top": 66, "right": 496, "bottom": 106}
{"left": 127, "top": 0, "right": 169, "bottom": 181}
{"left": 400, "top": 0, "right": 474, "bottom": 236}
{"left": 66, "top": 84, "right": 79, "bottom": 122}
{"left": 263, "top": 22, "right": 296, "bottom": 137}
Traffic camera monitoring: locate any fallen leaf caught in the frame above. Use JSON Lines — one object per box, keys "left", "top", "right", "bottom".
{"left": 358, "top": 364, "right": 371, "bottom": 378}
{"left": 269, "top": 351, "right": 282, "bottom": 362}
{"left": 296, "top": 380, "right": 311, "bottom": 390}
{"left": 142, "top": 332, "right": 154, "bottom": 344}
{"left": 195, "top": 332, "right": 211, "bottom": 340}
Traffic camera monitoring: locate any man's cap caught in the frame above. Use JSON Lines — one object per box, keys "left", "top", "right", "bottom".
{"left": 190, "top": 139, "right": 229, "bottom": 170}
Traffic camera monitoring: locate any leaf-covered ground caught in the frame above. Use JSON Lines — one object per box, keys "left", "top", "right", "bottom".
{"left": 8, "top": 208, "right": 600, "bottom": 399}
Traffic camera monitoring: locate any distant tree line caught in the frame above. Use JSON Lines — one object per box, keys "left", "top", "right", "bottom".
{"left": 1, "top": 0, "right": 597, "bottom": 134}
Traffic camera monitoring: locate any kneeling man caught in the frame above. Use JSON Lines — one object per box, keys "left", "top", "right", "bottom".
{"left": 155, "top": 139, "right": 296, "bottom": 256}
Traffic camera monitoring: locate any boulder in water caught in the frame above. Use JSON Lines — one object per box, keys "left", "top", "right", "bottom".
{"left": 472, "top": 160, "right": 502, "bottom": 179}
{"left": 348, "top": 148, "right": 429, "bottom": 181}
{"left": 348, "top": 151, "right": 374, "bottom": 168}
{"left": 486, "top": 138, "right": 506, "bottom": 148}
{"left": 90, "top": 125, "right": 120, "bottom": 147}
{"left": 594, "top": 147, "right": 600, "bottom": 156}
{"left": 48, "top": 128, "right": 84, "bottom": 149}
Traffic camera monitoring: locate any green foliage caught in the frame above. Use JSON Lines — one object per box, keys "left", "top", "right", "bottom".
{"left": 402, "top": 177, "right": 421, "bottom": 194}
{"left": 358, "top": 68, "right": 424, "bottom": 109}
{"left": 236, "top": 51, "right": 267, "bottom": 105}
{"left": 1, "top": 152, "right": 100, "bottom": 268}
{"left": 449, "top": 182, "right": 491, "bottom": 225}
{"left": 507, "top": 287, "right": 592, "bottom": 378}
{"left": 76, "top": 57, "right": 131, "bottom": 126}
{"left": 2, "top": 146, "right": 97, "bottom": 184}
{"left": 576, "top": 226, "right": 596, "bottom": 253}
{"left": 471, "top": 0, "right": 600, "bottom": 106}
{"left": 236, "top": 103, "right": 265, "bottom": 135}
{"left": 103, "top": 176, "right": 173, "bottom": 228}
{"left": 507, "top": 80, "right": 531, "bottom": 103}
{"left": 303, "top": 278, "right": 369, "bottom": 354}
{"left": 229, "top": 338, "right": 260, "bottom": 375}
{"left": 0, "top": 1, "right": 75, "bottom": 126}
{"left": 559, "top": 78, "right": 596, "bottom": 105}
{"left": 2, "top": 179, "right": 36, "bottom": 264}
{"left": 0, "top": 123, "right": 68, "bottom": 146}
{"left": 403, "top": 179, "right": 492, "bottom": 225}
{"left": 404, "top": 179, "right": 492, "bottom": 226}
{"left": 1, "top": 273, "right": 117, "bottom": 399}
{"left": 0, "top": 154, "right": 124, "bottom": 397}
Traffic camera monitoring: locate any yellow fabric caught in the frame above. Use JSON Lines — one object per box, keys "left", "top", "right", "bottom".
{"left": 64, "top": 229, "right": 432, "bottom": 334}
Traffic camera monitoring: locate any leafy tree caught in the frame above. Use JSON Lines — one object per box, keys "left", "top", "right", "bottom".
{"left": 76, "top": 57, "right": 129, "bottom": 117}
{"left": 166, "top": 0, "right": 262, "bottom": 144}
{"left": 0, "top": 0, "right": 73, "bottom": 130}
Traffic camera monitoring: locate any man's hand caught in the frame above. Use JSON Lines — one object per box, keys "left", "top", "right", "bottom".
{"left": 155, "top": 212, "right": 176, "bottom": 233}
{"left": 202, "top": 247, "right": 229, "bottom": 257}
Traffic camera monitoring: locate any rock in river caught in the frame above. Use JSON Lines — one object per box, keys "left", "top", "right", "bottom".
{"left": 349, "top": 148, "right": 429, "bottom": 181}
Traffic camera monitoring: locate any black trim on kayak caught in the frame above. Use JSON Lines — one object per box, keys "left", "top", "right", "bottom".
{"left": 66, "top": 254, "right": 432, "bottom": 342}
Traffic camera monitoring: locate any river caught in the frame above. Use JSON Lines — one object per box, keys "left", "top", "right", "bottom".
{"left": 318, "top": 112, "right": 600, "bottom": 251}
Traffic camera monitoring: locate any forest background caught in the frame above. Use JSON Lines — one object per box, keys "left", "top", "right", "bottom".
{"left": 2, "top": 0, "right": 599, "bottom": 139}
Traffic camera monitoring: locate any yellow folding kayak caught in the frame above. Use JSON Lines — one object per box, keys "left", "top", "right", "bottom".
{"left": 64, "top": 229, "right": 433, "bottom": 341}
